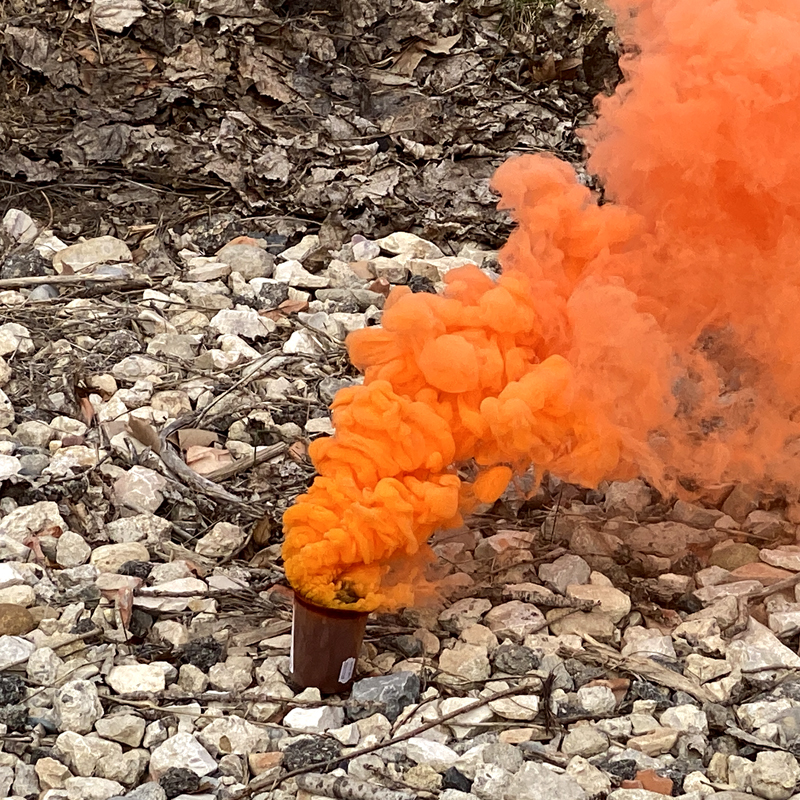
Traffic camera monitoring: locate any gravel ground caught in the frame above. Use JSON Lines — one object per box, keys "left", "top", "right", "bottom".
{"left": 1, "top": 214, "right": 800, "bottom": 800}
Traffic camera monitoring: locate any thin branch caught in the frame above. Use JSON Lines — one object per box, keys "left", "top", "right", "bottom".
{"left": 296, "top": 774, "right": 416, "bottom": 800}
{"left": 236, "top": 678, "right": 542, "bottom": 798}
{"left": 0, "top": 274, "right": 152, "bottom": 290}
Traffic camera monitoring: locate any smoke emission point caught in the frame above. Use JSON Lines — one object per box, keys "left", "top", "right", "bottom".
{"left": 283, "top": 0, "right": 800, "bottom": 611}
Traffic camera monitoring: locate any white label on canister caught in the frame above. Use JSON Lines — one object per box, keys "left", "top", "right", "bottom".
{"left": 289, "top": 611, "right": 295, "bottom": 674}
{"left": 338, "top": 657, "right": 355, "bottom": 684}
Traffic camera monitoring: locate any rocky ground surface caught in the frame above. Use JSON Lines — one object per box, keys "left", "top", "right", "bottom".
{"left": 4, "top": 2, "right": 800, "bottom": 800}
{"left": 2, "top": 213, "right": 800, "bottom": 800}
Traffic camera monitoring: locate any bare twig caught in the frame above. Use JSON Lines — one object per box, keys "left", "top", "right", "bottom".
{"left": 296, "top": 774, "right": 416, "bottom": 800}
{"left": 507, "top": 589, "right": 599, "bottom": 611}
{"left": 0, "top": 274, "right": 152, "bottom": 291}
{"left": 236, "top": 679, "right": 542, "bottom": 797}
{"left": 88, "top": 12, "right": 104, "bottom": 64}
{"left": 723, "top": 571, "right": 800, "bottom": 639}
{"left": 158, "top": 414, "right": 246, "bottom": 505}
{"left": 566, "top": 635, "right": 716, "bottom": 703}
{"left": 193, "top": 348, "right": 283, "bottom": 427}
{"left": 524, "top": 606, "right": 584, "bottom": 636}
{"left": 749, "top": 570, "right": 800, "bottom": 602}
{"left": 39, "top": 189, "right": 54, "bottom": 230}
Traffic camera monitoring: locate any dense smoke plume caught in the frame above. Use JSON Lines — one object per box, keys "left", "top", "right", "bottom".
{"left": 283, "top": 0, "right": 800, "bottom": 611}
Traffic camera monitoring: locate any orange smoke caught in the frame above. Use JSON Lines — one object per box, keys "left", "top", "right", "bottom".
{"left": 283, "top": 0, "right": 800, "bottom": 611}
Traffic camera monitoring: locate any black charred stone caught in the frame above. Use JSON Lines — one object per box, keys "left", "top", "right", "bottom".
{"left": 160, "top": 767, "right": 201, "bottom": 798}
{"left": 118, "top": 560, "right": 153, "bottom": 580}
{"left": 73, "top": 585, "right": 102, "bottom": 609}
{"left": 178, "top": 636, "right": 225, "bottom": 671}
{"left": 408, "top": 275, "right": 436, "bottom": 293}
{"left": 704, "top": 702, "right": 733, "bottom": 731}
{"left": 662, "top": 764, "right": 699, "bottom": 795}
{"left": 676, "top": 592, "right": 703, "bottom": 614}
{"left": 263, "top": 233, "right": 289, "bottom": 254}
{"left": 256, "top": 281, "right": 290, "bottom": 310}
{"left": 492, "top": 643, "right": 540, "bottom": 675}
{"left": 1, "top": 250, "right": 51, "bottom": 280}
{"left": 443, "top": 767, "right": 473, "bottom": 793}
{"left": 604, "top": 758, "right": 638, "bottom": 782}
{"left": 0, "top": 673, "right": 26, "bottom": 705}
{"left": 282, "top": 736, "right": 342, "bottom": 772}
{"left": 29, "top": 746, "right": 56, "bottom": 764}
{"left": 128, "top": 609, "right": 154, "bottom": 639}
{"left": 393, "top": 635, "right": 424, "bottom": 658}
{"left": 70, "top": 618, "right": 97, "bottom": 635}
{"left": 94, "top": 329, "right": 142, "bottom": 356}
{"left": 626, "top": 678, "right": 671, "bottom": 709}
{"left": 0, "top": 704, "right": 28, "bottom": 732}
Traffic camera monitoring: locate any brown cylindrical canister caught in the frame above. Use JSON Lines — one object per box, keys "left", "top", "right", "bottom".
{"left": 290, "top": 592, "right": 369, "bottom": 694}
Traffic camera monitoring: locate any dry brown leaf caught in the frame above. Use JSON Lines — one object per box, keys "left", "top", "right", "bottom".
{"left": 424, "top": 33, "right": 462, "bottom": 55}
{"left": 367, "top": 68, "right": 415, "bottom": 86}
{"left": 259, "top": 297, "right": 309, "bottom": 321}
{"left": 117, "top": 587, "right": 134, "bottom": 629}
{"left": 530, "top": 53, "right": 558, "bottom": 83}
{"left": 76, "top": 47, "right": 97, "bottom": 64}
{"left": 219, "top": 235, "right": 261, "bottom": 249}
{"left": 252, "top": 516, "right": 272, "bottom": 546}
{"left": 127, "top": 417, "right": 161, "bottom": 454}
{"left": 390, "top": 32, "right": 462, "bottom": 78}
{"left": 349, "top": 260, "right": 374, "bottom": 280}
{"left": 183, "top": 559, "right": 205, "bottom": 577}
{"left": 368, "top": 277, "right": 392, "bottom": 297}
{"left": 238, "top": 45, "right": 295, "bottom": 102}
{"left": 278, "top": 297, "right": 310, "bottom": 314}
{"left": 558, "top": 56, "right": 583, "bottom": 78}
{"left": 23, "top": 536, "right": 46, "bottom": 563}
{"left": 391, "top": 41, "right": 426, "bottom": 77}
{"left": 249, "top": 549, "right": 284, "bottom": 570}
{"left": 185, "top": 445, "right": 233, "bottom": 476}
{"left": 174, "top": 428, "right": 221, "bottom": 450}
{"left": 130, "top": 245, "right": 146, "bottom": 264}
{"left": 137, "top": 48, "right": 157, "bottom": 72}
{"left": 80, "top": 396, "right": 95, "bottom": 426}
{"left": 287, "top": 441, "right": 308, "bottom": 462}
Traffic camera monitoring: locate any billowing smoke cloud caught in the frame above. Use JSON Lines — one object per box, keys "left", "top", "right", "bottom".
{"left": 283, "top": 0, "right": 800, "bottom": 611}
